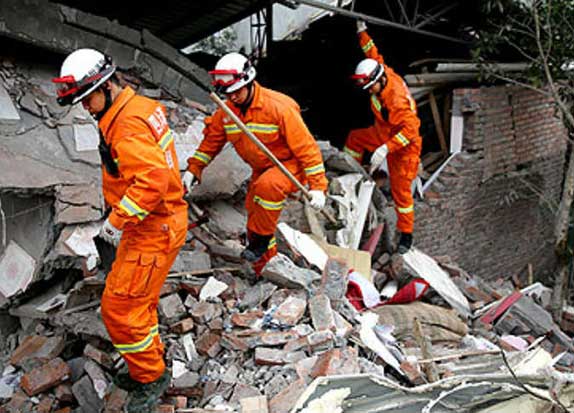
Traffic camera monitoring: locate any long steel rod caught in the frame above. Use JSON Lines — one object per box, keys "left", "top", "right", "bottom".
{"left": 290, "top": 0, "right": 468, "bottom": 44}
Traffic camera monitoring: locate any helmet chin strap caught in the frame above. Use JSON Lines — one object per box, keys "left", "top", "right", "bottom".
{"left": 94, "top": 86, "right": 113, "bottom": 121}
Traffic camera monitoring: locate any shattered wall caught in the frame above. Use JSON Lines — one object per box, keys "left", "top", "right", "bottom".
{"left": 416, "top": 86, "right": 567, "bottom": 280}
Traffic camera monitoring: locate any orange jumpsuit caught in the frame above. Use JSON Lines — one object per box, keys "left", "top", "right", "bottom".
{"left": 99, "top": 87, "right": 188, "bottom": 383}
{"left": 344, "top": 31, "right": 422, "bottom": 234}
{"left": 187, "top": 82, "right": 327, "bottom": 271}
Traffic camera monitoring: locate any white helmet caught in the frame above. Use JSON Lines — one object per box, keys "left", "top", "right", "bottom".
{"left": 351, "top": 58, "right": 385, "bottom": 90}
{"left": 209, "top": 52, "right": 256, "bottom": 94}
{"left": 53, "top": 48, "right": 116, "bottom": 106}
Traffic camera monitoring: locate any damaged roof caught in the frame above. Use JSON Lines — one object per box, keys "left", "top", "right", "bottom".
{"left": 49, "top": 0, "right": 272, "bottom": 49}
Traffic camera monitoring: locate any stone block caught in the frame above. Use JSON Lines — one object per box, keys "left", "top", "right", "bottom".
{"left": 158, "top": 293, "right": 186, "bottom": 324}
{"left": 309, "top": 294, "right": 336, "bottom": 331}
{"left": 262, "top": 254, "right": 321, "bottom": 290}
{"left": 72, "top": 375, "right": 104, "bottom": 413}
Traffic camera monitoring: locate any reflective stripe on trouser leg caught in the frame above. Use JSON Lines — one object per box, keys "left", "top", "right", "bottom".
{"left": 388, "top": 155, "right": 418, "bottom": 234}
{"left": 245, "top": 165, "right": 300, "bottom": 236}
{"left": 101, "top": 245, "right": 182, "bottom": 383}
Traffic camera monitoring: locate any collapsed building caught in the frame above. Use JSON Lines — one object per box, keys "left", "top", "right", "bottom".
{"left": 0, "top": 0, "right": 572, "bottom": 412}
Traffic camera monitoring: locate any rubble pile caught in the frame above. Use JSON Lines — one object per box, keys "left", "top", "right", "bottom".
{"left": 1, "top": 56, "right": 573, "bottom": 413}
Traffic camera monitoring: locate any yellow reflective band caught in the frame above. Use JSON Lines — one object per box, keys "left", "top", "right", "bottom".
{"left": 193, "top": 151, "right": 212, "bottom": 165}
{"left": 119, "top": 196, "right": 150, "bottom": 221}
{"left": 343, "top": 146, "right": 362, "bottom": 159}
{"left": 158, "top": 129, "right": 174, "bottom": 151}
{"left": 371, "top": 94, "right": 382, "bottom": 112}
{"left": 394, "top": 132, "right": 409, "bottom": 147}
{"left": 268, "top": 237, "right": 276, "bottom": 250}
{"left": 397, "top": 205, "right": 414, "bottom": 214}
{"left": 304, "top": 163, "right": 325, "bottom": 176}
{"left": 253, "top": 196, "right": 285, "bottom": 211}
{"left": 362, "top": 40, "right": 374, "bottom": 53}
{"left": 114, "top": 325, "right": 159, "bottom": 355}
{"left": 224, "top": 123, "right": 279, "bottom": 135}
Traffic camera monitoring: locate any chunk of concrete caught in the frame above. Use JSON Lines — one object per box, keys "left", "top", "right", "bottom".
{"left": 262, "top": 253, "right": 321, "bottom": 290}
{"left": 189, "top": 144, "right": 251, "bottom": 201}
{"left": 0, "top": 84, "right": 20, "bottom": 125}
{"left": 170, "top": 250, "right": 211, "bottom": 273}
{"left": 72, "top": 374, "right": 104, "bottom": 413}
{"left": 0, "top": 241, "right": 36, "bottom": 298}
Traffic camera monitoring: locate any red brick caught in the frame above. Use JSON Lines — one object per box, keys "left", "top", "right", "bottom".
{"left": 35, "top": 395, "right": 54, "bottom": 413}
{"left": 273, "top": 296, "right": 307, "bottom": 326}
{"left": 268, "top": 379, "right": 306, "bottom": 413}
{"left": 310, "top": 347, "right": 359, "bottom": 378}
{"left": 195, "top": 332, "right": 221, "bottom": 357}
{"left": 170, "top": 318, "right": 195, "bottom": 334}
{"left": 20, "top": 358, "right": 71, "bottom": 396}
{"left": 104, "top": 386, "right": 129, "bottom": 412}
{"left": 254, "top": 348, "right": 305, "bottom": 366}
{"left": 10, "top": 335, "right": 65, "bottom": 367}
{"left": 84, "top": 343, "right": 115, "bottom": 370}
{"left": 400, "top": 361, "right": 426, "bottom": 386}
{"left": 155, "top": 405, "right": 175, "bottom": 413}
{"left": 231, "top": 311, "right": 264, "bottom": 328}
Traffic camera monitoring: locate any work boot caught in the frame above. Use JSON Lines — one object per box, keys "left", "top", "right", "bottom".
{"left": 124, "top": 369, "right": 171, "bottom": 413}
{"left": 241, "top": 233, "right": 272, "bottom": 262}
{"left": 113, "top": 366, "right": 139, "bottom": 392}
{"left": 397, "top": 232, "right": 413, "bottom": 254}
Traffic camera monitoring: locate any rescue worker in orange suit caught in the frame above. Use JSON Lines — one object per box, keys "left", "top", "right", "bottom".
{"left": 53, "top": 49, "right": 188, "bottom": 412}
{"left": 344, "top": 21, "right": 422, "bottom": 254}
{"left": 183, "top": 52, "right": 328, "bottom": 272}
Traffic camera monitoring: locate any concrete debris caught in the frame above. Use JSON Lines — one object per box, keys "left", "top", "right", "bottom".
{"left": 0, "top": 241, "right": 36, "bottom": 299}
{"left": 0, "top": 43, "right": 572, "bottom": 413}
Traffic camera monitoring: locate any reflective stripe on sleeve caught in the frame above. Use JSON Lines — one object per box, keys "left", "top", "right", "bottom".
{"left": 158, "top": 129, "right": 174, "bottom": 151}
{"left": 362, "top": 40, "right": 375, "bottom": 53}
{"left": 394, "top": 132, "right": 409, "bottom": 147}
{"left": 119, "top": 195, "right": 150, "bottom": 221}
{"left": 304, "top": 163, "right": 325, "bottom": 176}
{"left": 192, "top": 151, "right": 212, "bottom": 165}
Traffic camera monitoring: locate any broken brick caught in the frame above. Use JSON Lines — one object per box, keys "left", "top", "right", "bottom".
{"left": 83, "top": 343, "right": 116, "bottom": 370}
{"left": 195, "top": 331, "right": 222, "bottom": 358}
{"left": 310, "top": 347, "right": 359, "bottom": 378}
{"left": 55, "top": 383, "right": 75, "bottom": 405}
{"left": 231, "top": 310, "right": 264, "bottom": 328}
{"left": 10, "top": 335, "right": 65, "bottom": 367}
{"left": 241, "top": 396, "right": 269, "bottom": 413}
{"left": 273, "top": 295, "right": 307, "bottom": 326}
{"left": 268, "top": 378, "right": 306, "bottom": 413}
{"left": 170, "top": 318, "right": 195, "bottom": 334}
{"left": 400, "top": 361, "right": 426, "bottom": 386}
{"left": 20, "top": 358, "right": 71, "bottom": 396}
{"left": 254, "top": 348, "right": 305, "bottom": 366}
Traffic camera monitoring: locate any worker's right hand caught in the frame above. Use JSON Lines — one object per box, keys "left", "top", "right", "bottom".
{"left": 182, "top": 171, "right": 198, "bottom": 194}
{"left": 369, "top": 144, "right": 389, "bottom": 175}
{"left": 357, "top": 20, "right": 367, "bottom": 33}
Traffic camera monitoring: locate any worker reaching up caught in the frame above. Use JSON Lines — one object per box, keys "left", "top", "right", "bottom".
{"left": 53, "top": 49, "right": 188, "bottom": 412}
{"left": 184, "top": 52, "right": 328, "bottom": 272}
{"left": 344, "top": 21, "right": 422, "bottom": 254}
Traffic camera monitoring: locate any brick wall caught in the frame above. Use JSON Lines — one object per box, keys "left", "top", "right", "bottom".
{"left": 415, "top": 85, "right": 568, "bottom": 280}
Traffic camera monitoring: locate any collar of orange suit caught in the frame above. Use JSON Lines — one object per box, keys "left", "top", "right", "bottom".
{"left": 98, "top": 86, "right": 136, "bottom": 140}
{"left": 227, "top": 81, "right": 264, "bottom": 113}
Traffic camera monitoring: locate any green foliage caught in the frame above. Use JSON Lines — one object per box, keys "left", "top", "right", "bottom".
{"left": 186, "top": 27, "right": 238, "bottom": 56}
{"left": 475, "top": 0, "right": 574, "bottom": 92}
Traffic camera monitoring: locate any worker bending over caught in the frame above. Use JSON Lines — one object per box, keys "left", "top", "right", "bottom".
{"left": 183, "top": 52, "right": 328, "bottom": 272}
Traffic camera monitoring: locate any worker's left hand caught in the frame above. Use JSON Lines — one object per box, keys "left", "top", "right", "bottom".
{"left": 369, "top": 144, "right": 389, "bottom": 175}
{"left": 308, "top": 190, "right": 326, "bottom": 210}
{"left": 99, "top": 218, "right": 122, "bottom": 247}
